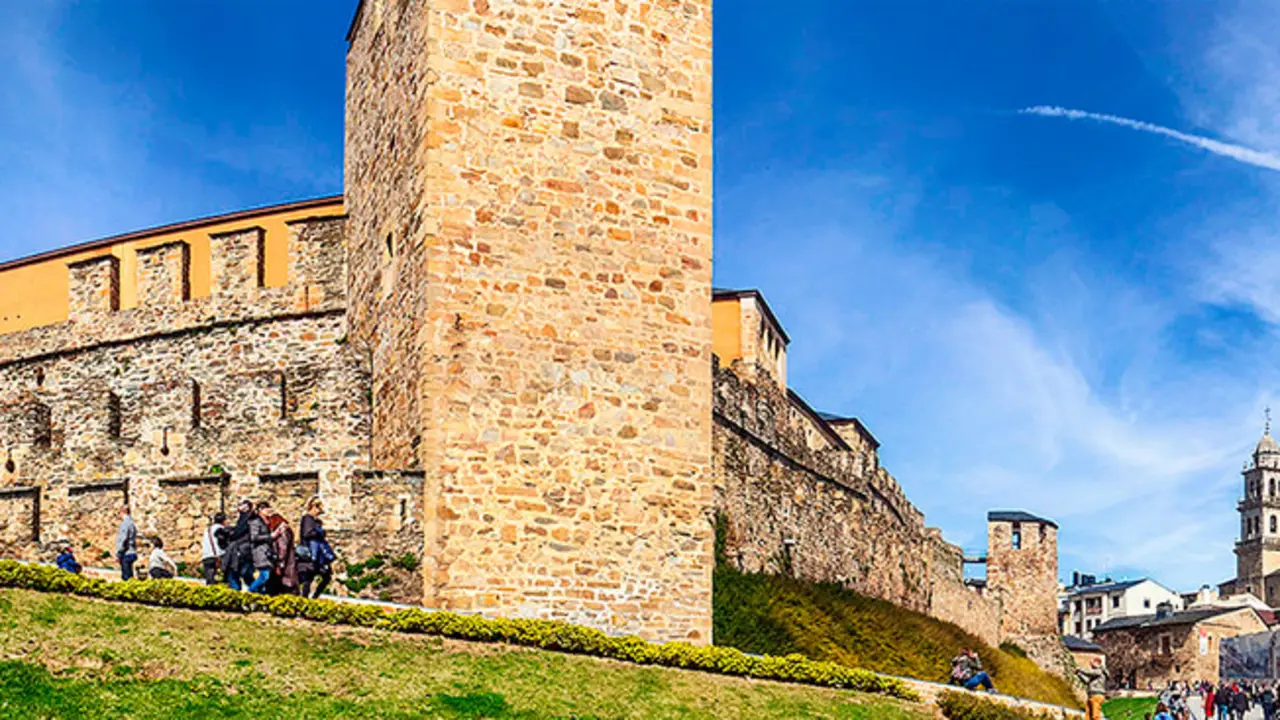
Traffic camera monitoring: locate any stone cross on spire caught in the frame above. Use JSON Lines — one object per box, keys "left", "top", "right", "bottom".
{"left": 1268, "top": 406, "right": 1272, "bottom": 436}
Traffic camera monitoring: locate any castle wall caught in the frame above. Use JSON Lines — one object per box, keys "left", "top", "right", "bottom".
{"left": 927, "top": 530, "right": 1003, "bottom": 647}
{"left": 345, "top": 0, "right": 716, "bottom": 642}
{"left": 0, "top": 217, "right": 378, "bottom": 572}
{"left": 987, "top": 518, "right": 1065, "bottom": 673}
{"left": 712, "top": 359, "right": 1002, "bottom": 642}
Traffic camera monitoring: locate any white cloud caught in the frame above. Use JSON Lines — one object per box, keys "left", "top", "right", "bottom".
{"left": 716, "top": 168, "right": 1263, "bottom": 590}
{"left": 1018, "top": 105, "right": 1280, "bottom": 173}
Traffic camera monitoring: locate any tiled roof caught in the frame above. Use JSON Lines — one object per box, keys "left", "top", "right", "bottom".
{"left": 1063, "top": 579, "right": 1145, "bottom": 596}
{"left": 1093, "top": 606, "right": 1243, "bottom": 634}
{"left": 1063, "top": 635, "right": 1104, "bottom": 652}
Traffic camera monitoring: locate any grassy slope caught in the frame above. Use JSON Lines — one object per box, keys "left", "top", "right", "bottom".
{"left": 713, "top": 565, "right": 1081, "bottom": 709}
{"left": 0, "top": 588, "right": 931, "bottom": 720}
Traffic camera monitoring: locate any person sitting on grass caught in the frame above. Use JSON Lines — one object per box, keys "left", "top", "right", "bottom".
{"left": 949, "top": 648, "right": 996, "bottom": 693}
{"left": 146, "top": 536, "right": 177, "bottom": 580}
{"left": 55, "top": 545, "right": 81, "bottom": 574}
{"left": 1153, "top": 701, "right": 1174, "bottom": 720}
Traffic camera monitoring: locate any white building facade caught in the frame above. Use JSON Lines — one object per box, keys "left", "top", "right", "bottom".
{"left": 1062, "top": 578, "right": 1184, "bottom": 640}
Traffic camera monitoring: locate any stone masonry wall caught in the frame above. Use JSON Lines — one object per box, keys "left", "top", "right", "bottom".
{"left": 712, "top": 358, "right": 1002, "bottom": 642}
{"left": 1097, "top": 610, "right": 1268, "bottom": 688}
{"left": 346, "top": 0, "right": 716, "bottom": 642}
{"left": 0, "top": 217, "right": 382, "bottom": 575}
{"left": 987, "top": 518, "right": 1066, "bottom": 675}
{"left": 927, "top": 529, "right": 1002, "bottom": 647}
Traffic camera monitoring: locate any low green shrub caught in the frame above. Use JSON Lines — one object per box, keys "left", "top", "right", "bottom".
{"left": 0, "top": 560, "right": 919, "bottom": 703}
{"left": 937, "top": 691, "right": 1056, "bottom": 720}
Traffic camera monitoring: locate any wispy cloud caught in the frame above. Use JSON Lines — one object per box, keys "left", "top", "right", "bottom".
{"left": 1019, "top": 105, "right": 1280, "bottom": 172}
{"left": 716, "top": 167, "right": 1261, "bottom": 589}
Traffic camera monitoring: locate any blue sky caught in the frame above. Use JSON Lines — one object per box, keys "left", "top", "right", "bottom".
{"left": 3, "top": 1, "right": 1279, "bottom": 591}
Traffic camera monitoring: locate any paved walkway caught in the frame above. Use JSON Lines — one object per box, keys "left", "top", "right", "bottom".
{"left": 1183, "top": 698, "right": 1263, "bottom": 720}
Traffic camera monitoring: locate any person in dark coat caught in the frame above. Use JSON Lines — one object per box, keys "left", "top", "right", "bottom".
{"left": 221, "top": 499, "right": 255, "bottom": 590}
{"left": 1232, "top": 682, "right": 1250, "bottom": 720}
{"left": 297, "top": 497, "right": 333, "bottom": 599}
{"left": 246, "top": 503, "right": 274, "bottom": 593}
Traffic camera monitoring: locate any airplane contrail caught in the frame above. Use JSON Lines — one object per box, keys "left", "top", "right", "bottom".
{"left": 1019, "top": 105, "right": 1280, "bottom": 172}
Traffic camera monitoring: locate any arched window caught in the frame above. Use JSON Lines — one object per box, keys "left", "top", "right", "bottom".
{"left": 1271, "top": 515, "right": 1276, "bottom": 534}
{"left": 1271, "top": 478, "right": 1275, "bottom": 496}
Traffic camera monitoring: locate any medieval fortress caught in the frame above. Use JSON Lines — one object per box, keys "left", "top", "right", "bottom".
{"left": 0, "top": 0, "right": 1062, "bottom": 669}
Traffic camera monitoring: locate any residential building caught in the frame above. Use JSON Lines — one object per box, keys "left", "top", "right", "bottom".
{"left": 1061, "top": 577, "right": 1183, "bottom": 640}
{"left": 1094, "top": 604, "right": 1267, "bottom": 688}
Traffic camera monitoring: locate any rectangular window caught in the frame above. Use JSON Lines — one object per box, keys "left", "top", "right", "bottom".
{"left": 1011, "top": 522, "right": 1022, "bottom": 550}
{"left": 107, "top": 391, "right": 122, "bottom": 440}
{"left": 1160, "top": 635, "right": 1172, "bottom": 655}
{"left": 1144, "top": 599, "right": 1151, "bottom": 609}
{"left": 190, "top": 380, "right": 202, "bottom": 430}
{"left": 1112, "top": 595, "right": 1120, "bottom": 609}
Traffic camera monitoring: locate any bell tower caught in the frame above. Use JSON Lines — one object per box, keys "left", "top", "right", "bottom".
{"left": 1235, "top": 414, "right": 1280, "bottom": 599}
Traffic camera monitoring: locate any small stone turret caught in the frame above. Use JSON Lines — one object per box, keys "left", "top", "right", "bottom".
{"left": 985, "top": 510, "right": 1063, "bottom": 673}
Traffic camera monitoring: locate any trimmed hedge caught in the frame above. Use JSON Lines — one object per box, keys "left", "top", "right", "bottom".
{"left": 0, "top": 560, "right": 918, "bottom": 702}
{"left": 938, "top": 691, "right": 1058, "bottom": 720}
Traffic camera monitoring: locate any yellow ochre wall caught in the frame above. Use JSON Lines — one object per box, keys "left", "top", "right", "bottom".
{"left": 712, "top": 297, "right": 742, "bottom": 366}
{"left": 0, "top": 199, "right": 345, "bottom": 335}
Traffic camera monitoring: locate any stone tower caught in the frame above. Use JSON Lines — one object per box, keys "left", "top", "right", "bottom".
{"left": 1234, "top": 428, "right": 1280, "bottom": 598}
{"left": 343, "top": 0, "right": 715, "bottom": 642}
{"left": 986, "top": 511, "right": 1060, "bottom": 667}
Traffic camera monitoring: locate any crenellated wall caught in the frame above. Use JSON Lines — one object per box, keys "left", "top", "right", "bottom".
{"left": 712, "top": 356, "right": 1002, "bottom": 643}
{"left": 0, "top": 216, "right": 382, "bottom": 573}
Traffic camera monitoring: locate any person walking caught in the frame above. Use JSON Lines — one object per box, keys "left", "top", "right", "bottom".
{"left": 1218, "top": 683, "right": 1233, "bottom": 720}
{"left": 1076, "top": 657, "right": 1107, "bottom": 720}
{"left": 200, "top": 512, "right": 226, "bottom": 586}
{"left": 1232, "top": 682, "right": 1250, "bottom": 720}
{"left": 246, "top": 502, "right": 274, "bottom": 593}
{"left": 297, "top": 497, "right": 334, "bottom": 599}
{"left": 1204, "top": 683, "right": 1216, "bottom": 719}
{"left": 264, "top": 505, "right": 299, "bottom": 595}
{"left": 146, "top": 537, "right": 177, "bottom": 579}
{"left": 222, "top": 499, "right": 255, "bottom": 590}
{"left": 1261, "top": 683, "right": 1275, "bottom": 720}
{"left": 115, "top": 504, "right": 138, "bottom": 580}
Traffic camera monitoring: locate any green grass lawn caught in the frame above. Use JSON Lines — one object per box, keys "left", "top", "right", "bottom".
{"left": 1102, "top": 697, "right": 1158, "bottom": 720}
{"left": 713, "top": 563, "right": 1082, "bottom": 709}
{"left": 0, "top": 588, "right": 932, "bottom": 720}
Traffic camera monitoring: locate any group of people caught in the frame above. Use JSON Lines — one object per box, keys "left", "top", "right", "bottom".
{"left": 64, "top": 497, "right": 339, "bottom": 598}
{"left": 1202, "top": 680, "right": 1279, "bottom": 720}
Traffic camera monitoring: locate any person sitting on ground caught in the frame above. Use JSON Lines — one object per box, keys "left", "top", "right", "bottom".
{"left": 949, "top": 648, "right": 996, "bottom": 693}
{"left": 55, "top": 545, "right": 81, "bottom": 574}
{"left": 1153, "top": 702, "right": 1174, "bottom": 720}
{"left": 1076, "top": 657, "right": 1108, "bottom": 720}
{"left": 147, "top": 536, "right": 177, "bottom": 580}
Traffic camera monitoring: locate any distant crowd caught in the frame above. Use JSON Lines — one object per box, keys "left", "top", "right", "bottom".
{"left": 54, "top": 497, "right": 336, "bottom": 598}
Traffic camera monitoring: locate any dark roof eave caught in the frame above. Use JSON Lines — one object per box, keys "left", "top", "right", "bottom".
{"left": 987, "top": 510, "right": 1058, "bottom": 529}
{"left": 0, "top": 195, "right": 344, "bottom": 274}
{"left": 711, "top": 287, "right": 792, "bottom": 344}
{"left": 824, "top": 416, "right": 881, "bottom": 450}
{"left": 786, "top": 389, "right": 852, "bottom": 452}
